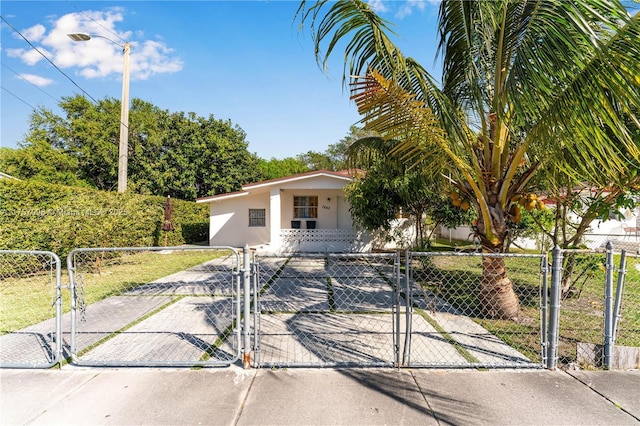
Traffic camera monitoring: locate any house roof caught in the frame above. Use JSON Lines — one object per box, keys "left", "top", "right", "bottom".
{"left": 195, "top": 169, "right": 361, "bottom": 203}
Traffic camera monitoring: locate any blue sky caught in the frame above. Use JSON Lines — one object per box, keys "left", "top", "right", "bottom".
{"left": 1, "top": 1, "right": 441, "bottom": 160}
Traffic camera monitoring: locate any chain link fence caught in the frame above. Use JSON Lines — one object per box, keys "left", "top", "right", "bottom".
{"left": 4, "top": 243, "right": 636, "bottom": 370}
{"left": 582, "top": 233, "right": 639, "bottom": 252}
{"left": 406, "top": 252, "right": 545, "bottom": 368}
{"left": 559, "top": 248, "right": 640, "bottom": 369}
{"left": 253, "top": 252, "right": 400, "bottom": 367}
{"left": 67, "top": 246, "right": 241, "bottom": 367}
{"left": 615, "top": 252, "right": 640, "bottom": 355}
{"left": 0, "top": 250, "right": 62, "bottom": 368}
{"left": 252, "top": 251, "right": 545, "bottom": 369}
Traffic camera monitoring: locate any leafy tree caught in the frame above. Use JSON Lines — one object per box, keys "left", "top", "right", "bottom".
{"left": 255, "top": 157, "right": 310, "bottom": 180}
{"left": 297, "top": 0, "right": 640, "bottom": 318}
{"left": 427, "top": 194, "right": 477, "bottom": 246}
{"left": 18, "top": 95, "right": 261, "bottom": 199}
{"left": 0, "top": 139, "right": 90, "bottom": 187}
{"left": 532, "top": 168, "right": 640, "bottom": 297}
{"left": 138, "top": 110, "right": 261, "bottom": 199}
{"left": 505, "top": 205, "right": 555, "bottom": 253}
{"left": 296, "top": 126, "right": 369, "bottom": 171}
{"left": 252, "top": 126, "right": 367, "bottom": 180}
{"left": 297, "top": 150, "right": 337, "bottom": 171}
{"left": 346, "top": 145, "right": 473, "bottom": 249}
{"left": 538, "top": 105, "right": 640, "bottom": 251}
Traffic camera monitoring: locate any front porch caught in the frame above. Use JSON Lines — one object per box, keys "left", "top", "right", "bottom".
{"left": 270, "top": 229, "right": 372, "bottom": 253}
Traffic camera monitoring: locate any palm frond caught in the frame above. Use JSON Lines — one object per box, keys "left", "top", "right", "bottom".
{"left": 350, "top": 70, "right": 469, "bottom": 178}
{"left": 524, "top": 12, "right": 640, "bottom": 184}
{"left": 296, "top": 0, "right": 468, "bottom": 143}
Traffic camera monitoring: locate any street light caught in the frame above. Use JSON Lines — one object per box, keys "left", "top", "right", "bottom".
{"left": 68, "top": 32, "right": 130, "bottom": 193}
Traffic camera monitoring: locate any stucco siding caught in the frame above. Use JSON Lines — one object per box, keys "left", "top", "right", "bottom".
{"left": 279, "top": 189, "right": 351, "bottom": 230}
{"left": 209, "top": 193, "right": 270, "bottom": 247}
{"left": 199, "top": 171, "right": 363, "bottom": 250}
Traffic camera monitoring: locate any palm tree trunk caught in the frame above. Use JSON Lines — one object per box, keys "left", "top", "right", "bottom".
{"left": 479, "top": 255, "right": 519, "bottom": 319}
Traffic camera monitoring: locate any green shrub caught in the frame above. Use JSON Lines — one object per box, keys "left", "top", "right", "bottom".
{"left": 0, "top": 179, "right": 208, "bottom": 258}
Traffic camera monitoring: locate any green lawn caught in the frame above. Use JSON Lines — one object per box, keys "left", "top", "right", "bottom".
{"left": 1, "top": 249, "right": 232, "bottom": 333}
{"left": 412, "top": 250, "right": 640, "bottom": 367}
{"left": 412, "top": 252, "right": 544, "bottom": 363}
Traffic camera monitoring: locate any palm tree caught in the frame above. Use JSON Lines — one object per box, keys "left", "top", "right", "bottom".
{"left": 297, "top": 0, "right": 640, "bottom": 319}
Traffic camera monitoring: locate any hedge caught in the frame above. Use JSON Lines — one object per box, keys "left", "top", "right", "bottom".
{"left": 0, "top": 179, "right": 209, "bottom": 258}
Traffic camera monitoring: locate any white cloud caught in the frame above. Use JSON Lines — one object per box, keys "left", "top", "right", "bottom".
{"left": 396, "top": 0, "right": 430, "bottom": 19}
{"left": 6, "top": 47, "right": 49, "bottom": 65}
{"left": 134, "top": 40, "right": 184, "bottom": 80}
{"left": 368, "top": 0, "right": 388, "bottom": 13}
{"left": 18, "top": 73, "right": 54, "bottom": 87}
{"left": 9, "top": 8, "right": 183, "bottom": 81}
{"left": 21, "top": 24, "right": 46, "bottom": 42}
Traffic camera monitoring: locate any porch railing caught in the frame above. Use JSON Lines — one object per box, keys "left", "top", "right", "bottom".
{"left": 278, "top": 229, "right": 366, "bottom": 252}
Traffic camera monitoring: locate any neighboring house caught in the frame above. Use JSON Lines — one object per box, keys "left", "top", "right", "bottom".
{"left": 196, "top": 170, "right": 376, "bottom": 252}
{"left": 440, "top": 206, "right": 640, "bottom": 252}
{"left": 585, "top": 206, "right": 640, "bottom": 251}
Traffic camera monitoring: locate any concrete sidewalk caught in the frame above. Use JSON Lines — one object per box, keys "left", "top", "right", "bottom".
{"left": 1, "top": 366, "right": 638, "bottom": 425}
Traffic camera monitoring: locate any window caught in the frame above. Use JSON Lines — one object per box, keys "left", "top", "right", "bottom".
{"left": 249, "top": 209, "right": 266, "bottom": 227}
{"left": 294, "top": 196, "right": 318, "bottom": 219}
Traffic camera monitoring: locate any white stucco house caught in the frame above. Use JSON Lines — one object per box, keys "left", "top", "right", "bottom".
{"left": 440, "top": 205, "right": 639, "bottom": 252}
{"left": 196, "top": 170, "right": 377, "bottom": 252}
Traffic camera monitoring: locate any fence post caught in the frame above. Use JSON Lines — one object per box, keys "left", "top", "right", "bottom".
{"left": 67, "top": 251, "right": 78, "bottom": 363}
{"left": 392, "top": 251, "right": 399, "bottom": 367}
{"left": 402, "top": 249, "right": 412, "bottom": 367}
{"left": 540, "top": 253, "right": 549, "bottom": 367}
{"left": 603, "top": 242, "right": 614, "bottom": 369}
{"left": 612, "top": 250, "right": 627, "bottom": 344}
{"left": 546, "top": 246, "right": 563, "bottom": 369}
{"left": 252, "top": 254, "right": 260, "bottom": 367}
{"left": 54, "top": 253, "right": 62, "bottom": 366}
{"left": 243, "top": 245, "right": 251, "bottom": 369}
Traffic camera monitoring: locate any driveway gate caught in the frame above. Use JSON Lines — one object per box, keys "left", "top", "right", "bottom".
{"left": 251, "top": 251, "right": 544, "bottom": 369}
{"left": 3, "top": 246, "right": 548, "bottom": 369}
{"left": 252, "top": 252, "right": 401, "bottom": 367}
{"left": 404, "top": 251, "right": 547, "bottom": 368}
{"left": 0, "top": 250, "right": 62, "bottom": 368}
{"left": 67, "top": 247, "right": 241, "bottom": 367}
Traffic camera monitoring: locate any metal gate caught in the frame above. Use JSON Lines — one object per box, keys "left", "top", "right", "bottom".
{"left": 0, "top": 250, "right": 62, "bottom": 368}
{"left": 252, "top": 252, "right": 401, "bottom": 367}
{"left": 404, "top": 251, "right": 546, "bottom": 368}
{"left": 67, "top": 246, "right": 241, "bottom": 367}
{"left": 251, "top": 251, "right": 545, "bottom": 369}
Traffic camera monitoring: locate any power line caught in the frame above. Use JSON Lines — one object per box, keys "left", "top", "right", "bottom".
{"left": 1, "top": 86, "right": 40, "bottom": 111}
{"left": 2, "top": 63, "right": 59, "bottom": 102}
{"left": 70, "top": 3, "right": 127, "bottom": 45}
{"left": 0, "top": 15, "right": 99, "bottom": 104}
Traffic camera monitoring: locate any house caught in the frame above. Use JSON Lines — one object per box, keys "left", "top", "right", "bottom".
{"left": 585, "top": 206, "right": 640, "bottom": 252}
{"left": 196, "top": 170, "right": 377, "bottom": 252}
{"left": 440, "top": 204, "right": 640, "bottom": 252}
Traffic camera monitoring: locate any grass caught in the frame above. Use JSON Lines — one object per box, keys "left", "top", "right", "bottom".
{"left": 556, "top": 253, "right": 640, "bottom": 365}
{"left": 412, "top": 250, "right": 640, "bottom": 367}
{"left": 1, "top": 249, "right": 231, "bottom": 333}
{"left": 413, "top": 253, "right": 545, "bottom": 364}
{"left": 1, "top": 273, "right": 59, "bottom": 332}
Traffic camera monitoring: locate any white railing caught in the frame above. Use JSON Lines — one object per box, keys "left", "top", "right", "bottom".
{"left": 278, "top": 229, "right": 369, "bottom": 252}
